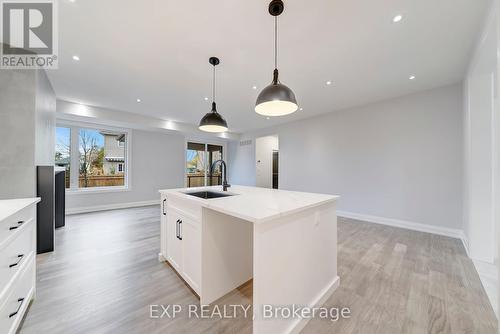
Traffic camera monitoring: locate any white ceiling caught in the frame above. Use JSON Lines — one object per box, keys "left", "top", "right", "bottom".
{"left": 49, "top": 0, "right": 490, "bottom": 133}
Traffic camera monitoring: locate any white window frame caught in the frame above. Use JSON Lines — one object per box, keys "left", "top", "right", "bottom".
{"left": 184, "top": 137, "right": 227, "bottom": 188}
{"left": 56, "top": 120, "right": 132, "bottom": 194}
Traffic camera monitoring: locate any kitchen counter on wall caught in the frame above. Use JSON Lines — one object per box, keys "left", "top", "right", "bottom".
{"left": 0, "top": 198, "right": 41, "bottom": 222}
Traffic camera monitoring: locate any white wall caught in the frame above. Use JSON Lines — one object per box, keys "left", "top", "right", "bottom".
{"left": 496, "top": 0, "right": 500, "bottom": 319}
{"left": 229, "top": 84, "right": 463, "bottom": 231}
{"left": 0, "top": 69, "right": 55, "bottom": 199}
{"left": 463, "top": 0, "right": 499, "bottom": 316}
{"left": 56, "top": 100, "right": 240, "bottom": 141}
{"left": 36, "top": 70, "right": 56, "bottom": 166}
{"left": 255, "top": 135, "right": 278, "bottom": 188}
{"left": 66, "top": 129, "right": 186, "bottom": 212}
{"left": 463, "top": 4, "right": 497, "bottom": 264}
{"left": 228, "top": 140, "right": 256, "bottom": 186}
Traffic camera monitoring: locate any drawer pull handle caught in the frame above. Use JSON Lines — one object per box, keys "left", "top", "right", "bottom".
{"left": 178, "top": 220, "right": 183, "bottom": 241}
{"left": 175, "top": 219, "right": 181, "bottom": 240}
{"left": 9, "top": 298, "right": 24, "bottom": 318}
{"left": 9, "top": 254, "right": 24, "bottom": 268}
{"left": 9, "top": 221, "right": 24, "bottom": 230}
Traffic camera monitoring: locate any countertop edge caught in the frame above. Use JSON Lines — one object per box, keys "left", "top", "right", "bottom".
{"left": 159, "top": 187, "right": 339, "bottom": 224}
{"left": 0, "top": 197, "right": 41, "bottom": 222}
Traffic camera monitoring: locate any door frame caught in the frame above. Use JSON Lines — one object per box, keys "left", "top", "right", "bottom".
{"left": 184, "top": 137, "right": 227, "bottom": 188}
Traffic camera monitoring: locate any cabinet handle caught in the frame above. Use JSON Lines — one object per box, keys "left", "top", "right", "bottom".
{"left": 9, "top": 298, "right": 24, "bottom": 318}
{"left": 162, "top": 199, "right": 166, "bottom": 216}
{"left": 178, "top": 220, "right": 182, "bottom": 240}
{"left": 175, "top": 219, "right": 180, "bottom": 239}
{"left": 9, "top": 254, "right": 24, "bottom": 268}
{"left": 9, "top": 221, "right": 24, "bottom": 230}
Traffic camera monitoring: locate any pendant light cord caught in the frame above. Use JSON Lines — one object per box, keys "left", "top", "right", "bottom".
{"left": 274, "top": 16, "right": 278, "bottom": 70}
{"left": 212, "top": 65, "right": 216, "bottom": 103}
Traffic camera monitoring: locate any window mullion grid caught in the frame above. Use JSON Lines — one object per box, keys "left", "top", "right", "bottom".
{"left": 204, "top": 144, "right": 208, "bottom": 187}
{"left": 69, "top": 126, "right": 80, "bottom": 189}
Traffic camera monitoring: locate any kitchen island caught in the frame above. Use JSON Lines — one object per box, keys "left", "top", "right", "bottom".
{"left": 158, "top": 185, "right": 339, "bottom": 334}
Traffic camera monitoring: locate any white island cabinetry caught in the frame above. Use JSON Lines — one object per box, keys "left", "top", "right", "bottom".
{"left": 159, "top": 185, "right": 339, "bottom": 334}
{"left": 165, "top": 206, "right": 201, "bottom": 292}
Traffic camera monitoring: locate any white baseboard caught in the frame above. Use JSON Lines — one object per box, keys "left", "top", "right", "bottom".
{"left": 158, "top": 252, "right": 167, "bottom": 263}
{"left": 459, "top": 232, "right": 470, "bottom": 257}
{"left": 337, "top": 210, "right": 464, "bottom": 239}
{"left": 66, "top": 200, "right": 159, "bottom": 215}
{"left": 472, "top": 259, "right": 498, "bottom": 317}
{"left": 288, "top": 276, "right": 340, "bottom": 334}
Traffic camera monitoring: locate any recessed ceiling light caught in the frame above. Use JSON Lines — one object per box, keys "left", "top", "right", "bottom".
{"left": 204, "top": 97, "right": 209, "bottom": 101}
{"left": 393, "top": 15, "right": 403, "bottom": 23}
{"left": 72, "top": 55, "right": 80, "bottom": 61}
{"left": 409, "top": 75, "right": 416, "bottom": 80}
{"left": 266, "top": 117, "right": 270, "bottom": 120}
{"left": 299, "top": 107, "right": 303, "bottom": 111}
{"left": 326, "top": 81, "right": 332, "bottom": 85}
{"left": 136, "top": 98, "right": 141, "bottom": 103}
{"left": 252, "top": 86, "right": 257, "bottom": 90}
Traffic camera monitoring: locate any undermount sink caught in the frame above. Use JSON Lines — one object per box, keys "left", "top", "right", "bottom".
{"left": 184, "top": 191, "right": 235, "bottom": 199}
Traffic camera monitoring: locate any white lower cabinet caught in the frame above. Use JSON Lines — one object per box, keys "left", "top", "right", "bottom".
{"left": 180, "top": 217, "right": 201, "bottom": 292}
{"left": 160, "top": 194, "right": 168, "bottom": 262}
{"left": 166, "top": 206, "right": 201, "bottom": 294}
{"left": 167, "top": 209, "right": 183, "bottom": 272}
{"left": 0, "top": 256, "right": 35, "bottom": 334}
{"left": 0, "top": 199, "right": 39, "bottom": 334}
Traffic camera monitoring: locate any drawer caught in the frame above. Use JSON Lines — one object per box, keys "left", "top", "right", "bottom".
{"left": 168, "top": 206, "right": 201, "bottom": 228}
{"left": 0, "top": 206, "right": 35, "bottom": 249}
{"left": 0, "top": 220, "right": 35, "bottom": 299}
{"left": 168, "top": 196, "right": 202, "bottom": 222}
{"left": 0, "top": 255, "right": 35, "bottom": 334}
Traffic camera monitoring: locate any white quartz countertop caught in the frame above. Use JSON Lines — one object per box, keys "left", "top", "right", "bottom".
{"left": 0, "top": 198, "right": 41, "bottom": 222}
{"left": 159, "top": 185, "right": 338, "bottom": 223}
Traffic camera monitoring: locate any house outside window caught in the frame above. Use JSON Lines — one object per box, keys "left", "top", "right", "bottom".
{"left": 56, "top": 123, "right": 130, "bottom": 191}
{"left": 100, "top": 131, "right": 125, "bottom": 177}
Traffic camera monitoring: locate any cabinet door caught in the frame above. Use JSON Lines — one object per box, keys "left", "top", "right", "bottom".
{"left": 180, "top": 217, "right": 201, "bottom": 292}
{"left": 160, "top": 195, "right": 168, "bottom": 260}
{"left": 166, "top": 210, "right": 182, "bottom": 271}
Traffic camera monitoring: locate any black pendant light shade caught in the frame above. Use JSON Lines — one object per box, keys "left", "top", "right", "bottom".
{"left": 199, "top": 102, "right": 228, "bottom": 133}
{"left": 255, "top": 69, "right": 298, "bottom": 116}
{"left": 199, "top": 57, "right": 228, "bottom": 133}
{"left": 255, "top": 0, "right": 298, "bottom": 117}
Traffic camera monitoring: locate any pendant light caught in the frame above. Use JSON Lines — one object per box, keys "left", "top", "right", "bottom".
{"left": 199, "top": 57, "right": 228, "bottom": 133}
{"left": 255, "top": 0, "right": 298, "bottom": 117}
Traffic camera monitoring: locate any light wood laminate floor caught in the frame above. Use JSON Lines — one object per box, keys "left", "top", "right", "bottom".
{"left": 18, "top": 206, "right": 497, "bottom": 334}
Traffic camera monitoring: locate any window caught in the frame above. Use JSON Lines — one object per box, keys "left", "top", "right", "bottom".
{"left": 55, "top": 127, "right": 71, "bottom": 188}
{"left": 186, "top": 142, "right": 223, "bottom": 187}
{"left": 207, "top": 144, "right": 223, "bottom": 186}
{"left": 55, "top": 124, "right": 129, "bottom": 191}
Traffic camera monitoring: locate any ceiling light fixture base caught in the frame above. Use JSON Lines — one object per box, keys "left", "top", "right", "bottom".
{"left": 268, "top": 0, "right": 284, "bottom": 16}
{"left": 209, "top": 57, "right": 220, "bottom": 66}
